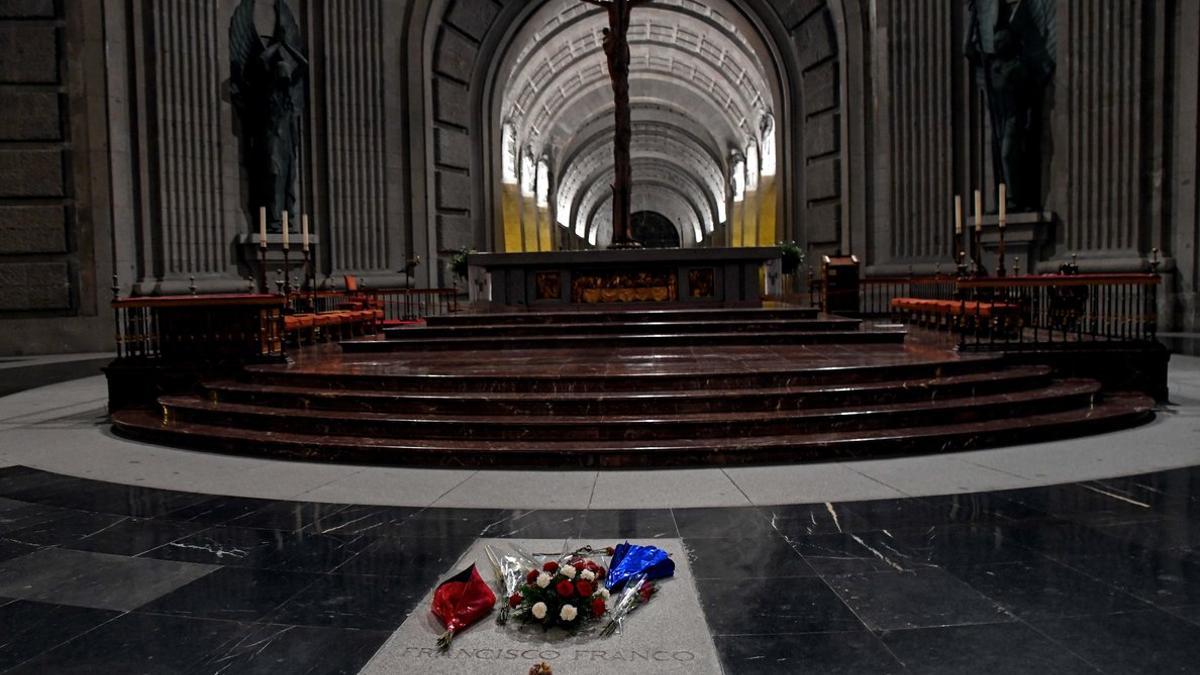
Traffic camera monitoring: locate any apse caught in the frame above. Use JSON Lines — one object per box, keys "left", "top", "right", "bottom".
{"left": 493, "top": 0, "right": 782, "bottom": 251}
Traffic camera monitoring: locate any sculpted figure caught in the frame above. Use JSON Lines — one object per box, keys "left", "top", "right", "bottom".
{"left": 965, "top": 0, "right": 1055, "bottom": 210}
{"left": 229, "top": 0, "right": 308, "bottom": 233}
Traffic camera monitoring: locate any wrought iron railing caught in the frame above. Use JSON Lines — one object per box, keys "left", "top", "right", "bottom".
{"left": 858, "top": 275, "right": 958, "bottom": 317}
{"left": 363, "top": 287, "right": 460, "bottom": 322}
{"left": 954, "top": 273, "right": 1160, "bottom": 349}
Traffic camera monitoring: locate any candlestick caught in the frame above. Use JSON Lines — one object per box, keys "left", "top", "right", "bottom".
{"left": 281, "top": 211, "right": 289, "bottom": 250}
{"left": 259, "top": 207, "right": 267, "bottom": 248}
{"left": 955, "top": 195, "right": 963, "bottom": 235}
{"left": 973, "top": 190, "right": 982, "bottom": 232}
{"left": 302, "top": 214, "right": 310, "bottom": 252}
{"left": 998, "top": 183, "right": 1007, "bottom": 229}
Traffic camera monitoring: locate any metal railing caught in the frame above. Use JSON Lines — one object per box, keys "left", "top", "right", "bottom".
{"left": 954, "top": 273, "right": 1160, "bottom": 349}
{"left": 364, "top": 287, "right": 460, "bottom": 322}
{"left": 112, "top": 294, "right": 285, "bottom": 362}
{"left": 858, "top": 275, "right": 958, "bottom": 317}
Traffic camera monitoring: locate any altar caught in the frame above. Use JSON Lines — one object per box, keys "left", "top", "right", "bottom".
{"left": 468, "top": 247, "right": 781, "bottom": 309}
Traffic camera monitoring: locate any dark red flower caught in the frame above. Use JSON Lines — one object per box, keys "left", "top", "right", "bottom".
{"left": 595, "top": 567, "right": 606, "bottom": 579}
{"left": 572, "top": 560, "right": 587, "bottom": 572}
{"left": 526, "top": 569, "right": 539, "bottom": 584}
{"left": 638, "top": 582, "right": 655, "bottom": 603}
{"left": 509, "top": 593, "right": 522, "bottom": 608}
{"left": 575, "top": 580, "right": 594, "bottom": 597}
{"left": 542, "top": 561, "right": 559, "bottom": 573}
{"left": 591, "top": 597, "right": 607, "bottom": 616}
{"left": 555, "top": 579, "right": 575, "bottom": 598}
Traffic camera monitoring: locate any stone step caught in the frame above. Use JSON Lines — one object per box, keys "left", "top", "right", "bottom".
{"left": 341, "top": 328, "right": 907, "bottom": 353}
{"left": 110, "top": 393, "right": 1156, "bottom": 468}
{"left": 203, "top": 365, "right": 1054, "bottom": 416}
{"left": 157, "top": 380, "right": 1101, "bottom": 442}
{"left": 382, "top": 317, "right": 862, "bottom": 340}
{"left": 245, "top": 352, "right": 1003, "bottom": 393}
{"left": 425, "top": 306, "right": 821, "bottom": 327}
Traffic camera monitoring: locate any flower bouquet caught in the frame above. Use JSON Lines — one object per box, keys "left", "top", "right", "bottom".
{"left": 509, "top": 555, "right": 612, "bottom": 632}
{"left": 484, "top": 543, "right": 538, "bottom": 625}
{"left": 431, "top": 564, "right": 496, "bottom": 650}
{"left": 600, "top": 572, "right": 657, "bottom": 637}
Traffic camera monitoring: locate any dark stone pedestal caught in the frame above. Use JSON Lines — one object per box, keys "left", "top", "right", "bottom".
{"left": 976, "top": 211, "right": 1054, "bottom": 276}
{"left": 468, "top": 247, "right": 782, "bottom": 310}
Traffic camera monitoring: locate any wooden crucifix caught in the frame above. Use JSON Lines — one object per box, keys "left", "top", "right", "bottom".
{"left": 582, "top": 0, "right": 652, "bottom": 248}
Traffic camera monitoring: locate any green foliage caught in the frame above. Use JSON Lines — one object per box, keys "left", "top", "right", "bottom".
{"left": 778, "top": 241, "right": 805, "bottom": 275}
{"left": 450, "top": 248, "right": 472, "bottom": 279}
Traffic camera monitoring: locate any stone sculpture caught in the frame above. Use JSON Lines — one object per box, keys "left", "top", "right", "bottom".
{"left": 229, "top": 0, "right": 308, "bottom": 233}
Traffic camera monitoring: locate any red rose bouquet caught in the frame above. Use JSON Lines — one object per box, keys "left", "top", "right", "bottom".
{"left": 510, "top": 554, "right": 611, "bottom": 631}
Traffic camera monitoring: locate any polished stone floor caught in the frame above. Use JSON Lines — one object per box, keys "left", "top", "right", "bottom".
{"left": 3, "top": 464, "right": 1200, "bottom": 673}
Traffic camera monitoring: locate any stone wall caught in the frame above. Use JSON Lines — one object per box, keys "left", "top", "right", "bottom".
{"left": 0, "top": 0, "right": 113, "bottom": 354}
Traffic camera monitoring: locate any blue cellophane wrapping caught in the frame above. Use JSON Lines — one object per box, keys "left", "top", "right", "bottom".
{"left": 604, "top": 541, "right": 675, "bottom": 591}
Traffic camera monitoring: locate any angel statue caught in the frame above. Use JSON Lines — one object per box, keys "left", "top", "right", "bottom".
{"left": 229, "top": 0, "right": 308, "bottom": 234}
{"left": 965, "top": 0, "right": 1055, "bottom": 211}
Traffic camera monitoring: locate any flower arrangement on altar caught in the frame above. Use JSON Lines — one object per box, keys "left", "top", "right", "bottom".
{"left": 432, "top": 541, "right": 675, "bottom": 650}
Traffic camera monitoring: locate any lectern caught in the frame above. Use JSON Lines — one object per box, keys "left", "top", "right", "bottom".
{"left": 821, "top": 255, "right": 860, "bottom": 315}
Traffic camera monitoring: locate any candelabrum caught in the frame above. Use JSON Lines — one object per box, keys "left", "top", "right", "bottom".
{"left": 304, "top": 247, "right": 317, "bottom": 312}
{"left": 282, "top": 245, "right": 292, "bottom": 296}
{"left": 956, "top": 250, "right": 969, "bottom": 278}
{"left": 258, "top": 244, "right": 269, "bottom": 294}
{"left": 996, "top": 223, "right": 1008, "bottom": 278}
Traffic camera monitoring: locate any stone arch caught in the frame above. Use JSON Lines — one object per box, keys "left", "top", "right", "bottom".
{"left": 413, "top": 0, "right": 857, "bottom": 279}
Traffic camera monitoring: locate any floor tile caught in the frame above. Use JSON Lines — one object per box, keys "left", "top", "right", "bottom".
{"left": 304, "top": 505, "right": 421, "bottom": 537}
{"left": 334, "top": 536, "right": 475, "bottom": 583}
{"left": 0, "top": 600, "right": 121, "bottom": 671}
{"left": 790, "top": 531, "right": 933, "bottom": 575}
{"left": 5, "top": 481, "right": 205, "bottom": 518}
{"left": 947, "top": 558, "right": 1152, "bottom": 620}
{"left": 266, "top": 573, "right": 424, "bottom": 630}
{"left": 1051, "top": 548, "right": 1200, "bottom": 608}
{"left": 138, "top": 566, "right": 321, "bottom": 622}
{"left": 826, "top": 568, "right": 1011, "bottom": 630}
{"left": 685, "top": 536, "right": 815, "bottom": 579}
{"left": 228, "top": 500, "right": 353, "bottom": 532}
{"left": 882, "top": 522, "right": 1046, "bottom": 567}
{"left": 672, "top": 506, "right": 775, "bottom": 538}
{"left": 162, "top": 495, "right": 278, "bottom": 525}
{"left": 714, "top": 632, "right": 904, "bottom": 674}
{"left": 191, "top": 623, "right": 390, "bottom": 675}
{"left": 1032, "top": 609, "right": 1200, "bottom": 674}
{"left": 143, "top": 524, "right": 373, "bottom": 573}
{"left": 577, "top": 508, "right": 678, "bottom": 539}
{"left": 0, "top": 547, "right": 216, "bottom": 611}
{"left": 64, "top": 517, "right": 209, "bottom": 556}
{"left": 0, "top": 537, "right": 39, "bottom": 563}
{"left": 7, "top": 612, "right": 246, "bottom": 674}
{"left": 700, "top": 576, "right": 864, "bottom": 635}
{"left": 880, "top": 622, "right": 1097, "bottom": 674}
{"left": 1, "top": 510, "right": 126, "bottom": 546}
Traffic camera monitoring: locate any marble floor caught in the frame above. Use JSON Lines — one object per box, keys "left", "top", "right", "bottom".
{"left": 0, "top": 354, "right": 1197, "bottom": 672}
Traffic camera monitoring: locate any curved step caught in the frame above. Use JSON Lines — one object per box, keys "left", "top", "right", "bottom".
{"left": 247, "top": 353, "right": 1000, "bottom": 393}
{"left": 425, "top": 307, "right": 821, "bottom": 326}
{"left": 202, "top": 365, "right": 1054, "bottom": 416}
{"left": 383, "top": 317, "right": 863, "bottom": 339}
{"left": 158, "top": 380, "right": 1102, "bottom": 442}
{"left": 111, "top": 393, "right": 1156, "bottom": 468}
{"left": 341, "top": 329, "right": 906, "bottom": 353}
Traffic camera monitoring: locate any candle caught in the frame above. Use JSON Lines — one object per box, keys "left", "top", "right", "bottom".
{"left": 281, "top": 211, "right": 289, "bottom": 249}
{"left": 258, "top": 207, "right": 267, "bottom": 248}
{"left": 954, "top": 195, "right": 962, "bottom": 235}
{"left": 998, "top": 183, "right": 1007, "bottom": 229}
{"left": 974, "top": 190, "right": 982, "bottom": 232}
{"left": 302, "top": 214, "right": 310, "bottom": 252}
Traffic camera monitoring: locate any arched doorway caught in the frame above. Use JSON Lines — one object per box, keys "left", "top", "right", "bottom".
{"left": 488, "top": 0, "right": 786, "bottom": 252}
{"left": 631, "top": 211, "right": 682, "bottom": 249}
